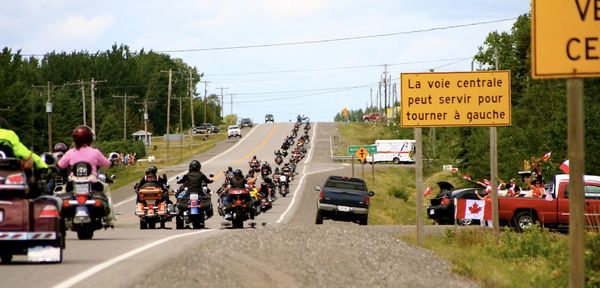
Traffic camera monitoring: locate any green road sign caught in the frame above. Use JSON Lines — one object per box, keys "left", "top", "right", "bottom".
{"left": 347, "top": 145, "right": 377, "bottom": 155}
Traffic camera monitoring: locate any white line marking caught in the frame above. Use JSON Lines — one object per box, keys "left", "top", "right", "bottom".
{"left": 115, "top": 125, "right": 261, "bottom": 208}
{"left": 52, "top": 229, "right": 213, "bottom": 288}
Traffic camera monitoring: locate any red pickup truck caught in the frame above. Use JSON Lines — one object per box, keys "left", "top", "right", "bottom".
{"left": 362, "top": 113, "right": 380, "bottom": 122}
{"left": 499, "top": 174, "right": 600, "bottom": 231}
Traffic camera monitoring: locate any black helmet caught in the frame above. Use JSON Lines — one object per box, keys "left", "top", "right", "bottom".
{"left": 189, "top": 160, "right": 201, "bottom": 171}
{"left": 252, "top": 155, "right": 257, "bottom": 159}
{"left": 53, "top": 142, "right": 68, "bottom": 153}
{"left": 72, "top": 125, "right": 94, "bottom": 148}
{"left": 227, "top": 166, "right": 233, "bottom": 171}
{"left": 147, "top": 166, "right": 158, "bottom": 175}
{"left": 234, "top": 169, "right": 243, "bottom": 177}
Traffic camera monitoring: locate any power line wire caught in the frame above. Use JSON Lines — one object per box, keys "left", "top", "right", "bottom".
{"left": 155, "top": 18, "right": 516, "bottom": 53}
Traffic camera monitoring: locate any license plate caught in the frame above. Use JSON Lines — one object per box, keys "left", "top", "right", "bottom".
{"left": 338, "top": 206, "right": 350, "bottom": 212}
{"left": 190, "top": 193, "right": 199, "bottom": 200}
{"left": 429, "top": 209, "right": 435, "bottom": 215}
{"left": 0, "top": 210, "right": 3, "bottom": 224}
{"left": 75, "top": 183, "right": 89, "bottom": 194}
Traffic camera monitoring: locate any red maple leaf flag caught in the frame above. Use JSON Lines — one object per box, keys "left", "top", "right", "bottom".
{"left": 455, "top": 199, "right": 488, "bottom": 221}
{"left": 542, "top": 151, "right": 552, "bottom": 161}
{"left": 560, "top": 160, "right": 570, "bottom": 174}
{"left": 423, "top": 186, "right": 432, "bottom": 197}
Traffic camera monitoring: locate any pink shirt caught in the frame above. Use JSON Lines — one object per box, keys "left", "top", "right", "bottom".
{"left": 58, "top": 146, "right": 111, "bottom": 175}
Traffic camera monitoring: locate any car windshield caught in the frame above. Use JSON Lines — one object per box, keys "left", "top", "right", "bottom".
{"left": 324, "top": 180, "right": 366, "bottom": 191}
{"left": 228, "top": 126, "right": 238, "bottom": 129}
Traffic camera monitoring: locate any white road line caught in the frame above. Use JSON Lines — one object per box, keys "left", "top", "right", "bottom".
{"left": 115, "top": 124, "right": 261, "bottom": 208}
{"left": 52, "top": 229, "right": 213, "bottom": 288}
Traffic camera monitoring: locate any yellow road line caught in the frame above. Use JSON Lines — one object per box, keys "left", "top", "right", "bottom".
{"left": 232, "top": 124, "right": 279, "bottom": 165}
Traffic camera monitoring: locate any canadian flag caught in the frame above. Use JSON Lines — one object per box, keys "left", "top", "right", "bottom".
{"left": 542, "top": 151, "right": 552, "bottom": 161}
{"left": 560, "top": 160, "right": 570, "bottom": 174}
{"left": 462, "top": 174, "right": 471, "bottom": 181}
{"left": 423, "top": 186, "right": 432, "bottom": 197}
{"left": 455, "top": 198, "right": 492, "bottom": 221}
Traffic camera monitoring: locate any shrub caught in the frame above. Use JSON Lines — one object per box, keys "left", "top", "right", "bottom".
{"left": 389, "top": 187, "right": 409, "bottom": 202}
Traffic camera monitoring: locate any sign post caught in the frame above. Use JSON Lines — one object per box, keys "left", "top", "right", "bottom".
{"left": 532, "top": 2, "right": 599, "bottom": 286}
{"left": 401, "top": 70, "right": 512, "bottom": 245}
{"left": 348, "top": 145, "right": 377, "bottom": 180}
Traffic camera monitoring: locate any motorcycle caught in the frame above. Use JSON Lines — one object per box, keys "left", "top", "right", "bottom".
{"left": 135, "top": 182, "right": 171, "bottom": 229}
{"left": 248, "top": 185, "right": 262, "bottom": 216}
{"left": 174, "top": 179, "right": 213, "bottom": 229}
{"left": 274, "top": 154, "right": 283, "bottom": 165}
{"left": 224, "top": 188, "right": 254, "bottom": 229}
{"left": 59, "top": 162, "right": 114, "bottom": 240}
{"left": 0, "top": 152, "right": 63, "bottom": 263}
{"left": 277, "top": 174, "right": 289, "bottom": 197}
{"left": 249, "top": 160, "right": 261, "bottom": 173}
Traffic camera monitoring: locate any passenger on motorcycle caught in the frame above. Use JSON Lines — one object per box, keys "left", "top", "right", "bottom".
{"left": 0, "top": 117, "right": 47, "bottom": 170}
{"left": 224, "top": 166, "right": 234, "bottom": 182}
{"left": 46, "top": 142, "right": 69, "bottom": 194}
{"left": 135, "top": 166, "right": 169, "bottom": 203}
{"left": 260, "top": 161, "right": 272, "bottom": 178}
{"left": 282, "top": 164, "right": 293, "bottom": 181}
{"left": 57, "top": 125, "right": 116, "bottom": 226}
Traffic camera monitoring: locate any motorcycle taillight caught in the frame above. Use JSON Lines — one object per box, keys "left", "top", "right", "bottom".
{"left": 77, "top": 195, "right": 87, "bottom": 204}
{"left": 6, "top": 173, "right": 25, "bottom": 184}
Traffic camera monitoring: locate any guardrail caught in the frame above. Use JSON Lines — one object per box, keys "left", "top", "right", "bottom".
{"left": 330, "top": 135, "right": 353, "bottom": 161}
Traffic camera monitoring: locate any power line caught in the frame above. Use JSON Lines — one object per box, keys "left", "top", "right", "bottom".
{"left": 155, "top": 18, "right": 516, "bottom": 53}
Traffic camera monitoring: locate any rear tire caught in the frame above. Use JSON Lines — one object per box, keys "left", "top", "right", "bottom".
{"left": 77, "top": 226, "right": 94, "bottom": 240}
{"left": 192, "top": 217, "right": 204, "bottom": 229}
{"left": 514, "top": 211, "right": 537, "bottom": 232}
{"left": 393, "top": 158, "right": 400, "bottom": 164}
{"left": 315, "top": 210, "right": 324, "bottom": 225}
{"left": 140, "top": 219, "right": 148, "bottom": 229}
{"left": 175, "top": 215, "right": 184, "bottom": 229}
{"left": 148, "top": 220, "right": 156, "bottom": 229}
{"left": 359, "top": 216, "right": 368, "bottom": 226}
{"left": 0, "top": 253, "right": 13, "bottom": 263}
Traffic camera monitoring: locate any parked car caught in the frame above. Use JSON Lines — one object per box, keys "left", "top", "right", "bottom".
{"left": 227, "top": 125, "right": 241, "bottom": 138}
{"left": 240, "top": 118, "right": 253, "bottom": 128}
{"left": 265, "top": 114, "right": 274, "bottom": 123}
{"left": 426, "top": 182, "right": 481, "bottom": 225}
{"left": 192, "top": 123, "right": 219, "bottom": 134}
{"left": 362, "top": 113, "right": 380, "bottom": 122}
{"left": 315, "top": 176, "right": 374, "bottom": 225}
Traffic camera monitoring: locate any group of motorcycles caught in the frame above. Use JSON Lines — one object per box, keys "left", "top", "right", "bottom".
{"left": 0, "top": 150, "right": 119, "bottom": 263}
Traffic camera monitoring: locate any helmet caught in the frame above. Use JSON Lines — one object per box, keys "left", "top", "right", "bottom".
{"left": 53, "top": 142, "right": 68, "bottom": 153}
{"left": 189, "top": 160, "right": 201, "bottom": 171}
{"left": 234, "top": 169, "right": 243, "bottom": 177}
{"left": 72, "top": 125, "right": 94, "bottom": 148}
{"left": 252, "top": 155, "right": 257, "bottom": 159}
{"left": 147, "top": 166, "right": 158, "bottom": 175}
{"left": 227, "top": 166, "right": 233, "bottom": 171}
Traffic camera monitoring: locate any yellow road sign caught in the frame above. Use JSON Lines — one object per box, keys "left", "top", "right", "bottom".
{"left": 400, "top": 71, "right": 511, "bottom": 127}
{"left": 355, "top": 146, "right": 369, "bottom": 162}
{"left": 532, "top": 0, "right": 600, "bottom": 79}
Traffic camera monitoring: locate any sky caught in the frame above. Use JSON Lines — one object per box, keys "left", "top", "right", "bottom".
{"left": 1, "top": 0, "right": 531, "bottom": 122}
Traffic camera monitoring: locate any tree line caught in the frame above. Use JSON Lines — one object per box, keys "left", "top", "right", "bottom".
{"left": 0, "top": 44, "right": 222, "bottom": 153}
{"left": 335, "top": 14, "right": 600, "bottom": 177}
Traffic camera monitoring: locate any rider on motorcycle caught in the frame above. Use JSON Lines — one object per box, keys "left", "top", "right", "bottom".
{"left": 46, "top": 142, "right": 69, "bottom": 194}
{"left": 260, "top": 161, "right": 272, "bottom": 178}
{"left": 282, "top": 164, "right": 293, "bottom": 182}
{"left": 222, "top": 169, "right": 247, "bottom": 220}
{"left": 57, "top": 125, "right": 115, "bottom": 227}
{"left": 223, "top": 166, "right": 234, "bottom": 183}
{"left": 177, "top": 160, "right": 213, "bottom": 197}
{"left": 0, "top": 117, "right": 47, "bottom": 170}
{"left": 135, "top": 166, "right": 169, "bottom": 201}
{"left": 249, "top": 155, "right": 260, "bottom": 171}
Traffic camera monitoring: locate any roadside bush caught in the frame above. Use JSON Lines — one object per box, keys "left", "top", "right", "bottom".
{"left": 586, "top": 233, "right": 600, "bottom": 286}
{"left": 389, "top": 187, "right": 409, "bottom": 202}
{"left": 96, "top": 140, "right": 146, "bottom": 159}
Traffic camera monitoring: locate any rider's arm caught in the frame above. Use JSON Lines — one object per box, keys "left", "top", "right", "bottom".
{"left": 201, "top": 173, "right": 214, "bottom": 184}
{"left": 4, "top": 130, "right": 47, "bottom": 169}
{"left": 95, "top": 149, "right": 111, "bottom": 168}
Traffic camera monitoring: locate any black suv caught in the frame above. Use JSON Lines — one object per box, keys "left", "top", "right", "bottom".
{"left": 314, "top": 176, "right": 374, "bottom": 225}
{"left": 192, "top": 123, "right": 219, "bottom": 134}
{"left": 240, "top": 118, "right": 253, "bottom": 128}
{"left": 265, "top": 114, "right": 274, "bottom": 123}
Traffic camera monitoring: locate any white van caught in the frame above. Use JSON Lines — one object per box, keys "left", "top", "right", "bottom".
{"left": 366, "top": 139, "right": 416, "bottom": 164}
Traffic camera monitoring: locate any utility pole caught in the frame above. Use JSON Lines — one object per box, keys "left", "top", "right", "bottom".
{"left": 90, "top": 78, "right": 107, "bottom": 134}
{"left": 112, "top": 93, "right": 138, "bottom": 141}
{"left": 200, "top": 80, "right": 210, "bottom": 123}
{"left": 32, "top": 82, "right": 59, "bottom": 151}
{"left": 228, "top": 93, "right": 238, "bottom": 115}
{"left": 167, "top": 69, "right": 172, "bottom": 163}
{"left": 217, "top": 87, "right": 228, "bottom": 121}
{"left": 80, "top": 80, "right": 87, "bottom": 125}
{"left": 383, "top": 64, "right": 388, "bottom": 121}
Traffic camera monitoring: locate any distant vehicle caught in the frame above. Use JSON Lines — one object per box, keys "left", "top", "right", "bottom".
{"left": 227, "top": 125, "right": 241, "bottom": 138}
{"left": 315, "top": 176, "right": 374, "bottom": 226}
{"left": 301, "top": 116, "right": 310, "bottom": 123}
{"left": 240, "top": 118, "right": 253, "bottom": 128}
{"left": 426, "top": 182, "right": 480, "bottom": 226}
{"left": 192, "top": 123, "right": 219, "bottom": 134}
{"left": 365, "top": 139, "right": 416, "bottom": 164}
{"left": 362, "top": 113, "right": 380, "bottom": 122}
{"left": 265, "top": 114, "right": 274, "bottom": 123}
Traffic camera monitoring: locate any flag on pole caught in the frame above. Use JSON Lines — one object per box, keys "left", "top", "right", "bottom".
{"left": 423, "top": 186, "right": 432, "bottom": 197}
{"left": 542, "top": 151, "right": 552, "bottom": 161}
{"left": 455, "top": 198, "right": 492, "bottom": 221}
{"left": 560, "top": 160, "right": 570, "bottom": 174}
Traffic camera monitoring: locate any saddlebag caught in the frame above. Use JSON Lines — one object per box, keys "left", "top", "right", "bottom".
{"left": 0, "top": 198, "right": 29, "bottom": 231}
{"left": 139, "top": 186, "right": 162, "bottom": 201}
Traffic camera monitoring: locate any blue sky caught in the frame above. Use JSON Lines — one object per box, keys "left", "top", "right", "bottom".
{"left": 1, "top": 0, "right": 530, "bottom": 122}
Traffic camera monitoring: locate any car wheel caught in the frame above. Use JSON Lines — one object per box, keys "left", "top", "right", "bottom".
{"left": 315, "top": 210, "right": 324, "bottom": 225}
{"left": 458, "top": 218, "right": 473, "bottom": 226}
{"left": 514, "top": 211, "right": 537, "bottom": 232}
{"left": 393, "top": 158, "right": 400, "bottom": 164}
{"left": 359, "top": 216, "right": 368, "bottom": 226}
